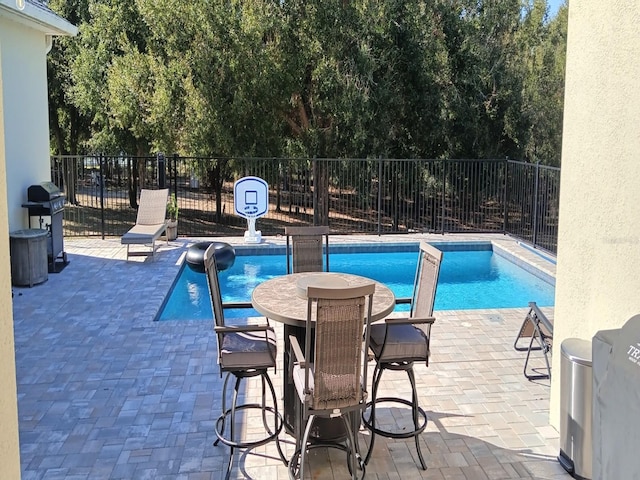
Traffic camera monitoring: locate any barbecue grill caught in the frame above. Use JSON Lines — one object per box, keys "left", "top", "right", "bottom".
{"left": 22, "top": 182, "right": 69, "bottom": 272}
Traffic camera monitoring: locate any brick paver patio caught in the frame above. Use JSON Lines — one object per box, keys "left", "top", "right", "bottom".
{"left": 12, "top": 234, "right": 570, "bottom": 479}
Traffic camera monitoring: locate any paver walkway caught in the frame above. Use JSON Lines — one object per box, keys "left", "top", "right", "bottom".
{"left": 12, "top": 235, "right": 571, "bottom": 479}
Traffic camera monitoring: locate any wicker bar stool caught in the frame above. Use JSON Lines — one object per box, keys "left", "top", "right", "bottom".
{"left": 362, "top": 241, "right": 443, "bottom": 470}
{"left": 204, "top": 244, "right": 287, "bottom": 480}
{"left": 285, "top": 225, "right": 330, "bottom": 274}
{"left": 288, "top": 282, "right": 375, "bottom": 480}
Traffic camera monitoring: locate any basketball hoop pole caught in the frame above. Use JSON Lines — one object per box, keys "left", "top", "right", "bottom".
{"left": 234, "top": 176, "right": 268, "bottom": 244}
{"left": 244, "top": 216, "right": 261, "bottom": 244}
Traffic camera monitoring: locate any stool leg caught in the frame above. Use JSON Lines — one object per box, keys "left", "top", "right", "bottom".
{"left": 215, "top": 371, "right": 286, "bottom": 478}
{"left": 288, "top": 392, "right": 303, "bottom": 479}
{"left": 264, "top": 372, "right": 288, "bottom": 466}
{"left": 362, "top": 363, "right": 428, "bottom": 470}
{"left": 214, "top": 372, "right": 233, "bottom": 447}
{"left": 350, "top": 409, "right": 365, "bottom": 471}
{"left": 261, "top": 374, "right": 268, "bottom": 432}
{"left": 342, "top": 414, "right": 365, "bottom": 480}
{"left": 299, "top": 413, "right": 316, "bottom": 480}
{"left": 363, "top": 363, "right": 383, "bottom": 465}
{"left": 407, "top": 367, "right": 426, "bottom": 470}
{"left": 224, "top": 375, "right": 242, "bottom": 480}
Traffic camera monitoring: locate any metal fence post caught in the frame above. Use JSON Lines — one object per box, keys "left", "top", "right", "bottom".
{"left": 377, "top": 157, "right": 383, "bottom": 235}
{"left": 312, "top": 157, "right": 318, "bottom": 225}
{"left": 440, "top": 160, "right": 446, "bottom": 234}
{"left": 157, "top": 152, "right": 166, "bottom": 189}
{"left": 172, "top": 153, "right": 178, "bottom": 200}
{"left": 99, "top": 153, "right": 105, "bottom": 240}
{"left": 533, "top": 162, "right": 540, "bottom": 248}
{"left": 503, "top": 159, "right": 509, "bottom": 234}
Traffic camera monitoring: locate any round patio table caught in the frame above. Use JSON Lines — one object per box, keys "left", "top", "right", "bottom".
{"left": 252, "top": 272, "right": 396, "bottom": 440}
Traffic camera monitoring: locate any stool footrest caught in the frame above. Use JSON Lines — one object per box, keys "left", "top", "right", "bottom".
{"left": 362, "top": 397, "right": 428, "bottom": 439}
{"left": 215, "top": 403, "right": 283, "bottom": 449}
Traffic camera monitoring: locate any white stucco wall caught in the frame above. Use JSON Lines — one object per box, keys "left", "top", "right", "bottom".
{"left": 551, "top": 0, "right": 640, "bottom": 426}
{"left": 0, "top": 17, "right": 52, "bottom": 232}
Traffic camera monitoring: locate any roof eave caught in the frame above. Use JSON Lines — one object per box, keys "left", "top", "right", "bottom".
{"left": 0, "top": 0, "right": 78, "bottom": 36}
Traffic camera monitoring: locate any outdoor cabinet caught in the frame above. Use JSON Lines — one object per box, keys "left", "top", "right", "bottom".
{"left": 592, "top": 316, "right": 640, "bottom": 480}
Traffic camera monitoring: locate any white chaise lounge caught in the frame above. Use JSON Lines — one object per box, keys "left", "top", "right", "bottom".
{"left": 121, "top": 188, "right": 169, "bottom": 259}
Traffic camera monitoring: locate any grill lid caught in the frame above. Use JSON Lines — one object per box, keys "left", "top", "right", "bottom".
{"left": 28, "top": 182, "right": 62, "bottom": 202}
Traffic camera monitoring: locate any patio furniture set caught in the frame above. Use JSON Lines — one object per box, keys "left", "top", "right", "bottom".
{"left": 118, "top": 192, "right": 555, "bottom": 478}
{"left": 202, "top": 227, "right": 442, "bottom": 480}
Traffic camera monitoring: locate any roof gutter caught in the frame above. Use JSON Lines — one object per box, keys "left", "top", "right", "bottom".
{"left": 0, "top": 0, "right": 78, "bottom": 37}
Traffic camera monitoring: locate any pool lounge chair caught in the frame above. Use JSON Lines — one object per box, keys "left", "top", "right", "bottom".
{"left": 121, "top": 188, "right": 169, "bottom": 259}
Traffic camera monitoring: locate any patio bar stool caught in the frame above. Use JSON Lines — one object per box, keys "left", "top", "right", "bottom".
{"left": 285, "top": 225, "right": 330, "bottom": 274}
{"left": 288, "top": 282, "right": 375, "bottom": 480}
{"left": 362, "top": 241, "right": 443, "bottom": 470}
{"left": 204, "top": 244, "right": 287, "bottom": 479}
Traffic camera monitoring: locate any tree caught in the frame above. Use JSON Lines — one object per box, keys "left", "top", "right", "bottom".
{"left": 439, "top": 0, "right": 526, "bottom": 160}
{"left": 48, "top": 0, "right": 93, "bottom": 205}
{"left": 48, "top": 0, "right": 567, "bottom": 172}
{"left": 518, "top": 0, "right": 567, "bottom": 166}
{"left": 180, "top": 1, "right": 290, "bottom": 219}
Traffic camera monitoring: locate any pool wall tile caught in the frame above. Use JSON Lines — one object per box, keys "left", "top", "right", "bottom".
{"left": 430, "top": 241, "right": 493, "bottom": 252}
{"left": 236, "top": 241, "right": 494, "bottom": 255}
{"left": 234, "top": 244, "right": 286, "bottom": 256}
{"left": 209, "top": 239, "right": 557, "bottom": 289}
{"left": 328, "top": 242, "right": 419, "bottom": 254}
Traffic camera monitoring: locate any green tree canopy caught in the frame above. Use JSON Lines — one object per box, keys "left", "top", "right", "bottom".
{"left": 49, "top": 0, "right": 566, "bottom": 166}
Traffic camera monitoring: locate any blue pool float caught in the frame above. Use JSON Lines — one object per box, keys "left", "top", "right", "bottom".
{"left": 186, "top": 241, "right": 235, "bottom": 273}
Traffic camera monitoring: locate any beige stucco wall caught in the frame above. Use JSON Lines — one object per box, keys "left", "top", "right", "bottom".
{"left": 0, "top": 17, "right": 52, "bottom": 232}
{"left": 0, "top": 39, "right": 22, "bottom": 480}
{"left": 0, "top": 4, "right": 77, "bottom": 478}
{"left": 551, "top": 0, "right": 640, "bottom": 426}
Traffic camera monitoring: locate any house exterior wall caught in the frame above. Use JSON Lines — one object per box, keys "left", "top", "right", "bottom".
{"left": 0, "top": 17, "right": 52, "bottom": 232}
{"left": 551, "top": 0, "right": 640, "bottom": 426}
{"left": 0, "top": 34, "right": 22, "bottom": 480}
{"left": 0, "top": 3, "right": 76, "bottom": 477}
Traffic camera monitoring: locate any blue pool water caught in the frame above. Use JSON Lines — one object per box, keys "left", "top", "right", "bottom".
{"left": 157, "top": 245, "right": 555, "bottom": 321}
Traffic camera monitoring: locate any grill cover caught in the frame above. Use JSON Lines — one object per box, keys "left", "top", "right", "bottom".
{"left": 592, "top": 315, "right": 640, "bottom": 480}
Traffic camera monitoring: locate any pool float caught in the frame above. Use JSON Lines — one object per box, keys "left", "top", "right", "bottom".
{"left": 186, "top": 241, "right": 235, "bottom": 273}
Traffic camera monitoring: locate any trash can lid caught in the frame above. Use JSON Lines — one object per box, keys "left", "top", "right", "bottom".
{"left": 561, "top": 338, "right": 592, "bottom": 366}
{"left": 10, "top": 229, "right": 49, "bottom": 238}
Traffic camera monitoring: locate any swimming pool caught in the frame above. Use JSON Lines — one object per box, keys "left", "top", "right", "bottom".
{"left": 157, "top": 243, "right": 555, "bottom": 321}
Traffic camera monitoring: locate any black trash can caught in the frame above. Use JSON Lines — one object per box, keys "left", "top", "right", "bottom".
{"left": 10, "top": 229, "right": 49, "bottom": 287}
{"left": 558, "top": 338, "right": 593, "bottom": 480}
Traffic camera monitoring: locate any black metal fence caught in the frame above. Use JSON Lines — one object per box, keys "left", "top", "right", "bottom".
{"left": 50, "top": 155, "right": 560, "bottom": 253}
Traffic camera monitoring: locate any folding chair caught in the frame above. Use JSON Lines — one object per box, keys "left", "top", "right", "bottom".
{"left": 514, "top": 301, "right": 554, "bottom": 380}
